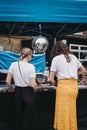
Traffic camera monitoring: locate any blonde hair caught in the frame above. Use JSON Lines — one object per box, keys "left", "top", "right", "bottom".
{"left": 20, "top": 47, "right": 32, "bottom": 60}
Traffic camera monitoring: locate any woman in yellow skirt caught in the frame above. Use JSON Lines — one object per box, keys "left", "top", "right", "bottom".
{"left": 49, "top": 40, "right": 86, "bottom": 130}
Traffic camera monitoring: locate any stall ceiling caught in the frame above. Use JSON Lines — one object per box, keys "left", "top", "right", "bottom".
{"left": 0, "top": 22, "right": 87, "bottom": 39}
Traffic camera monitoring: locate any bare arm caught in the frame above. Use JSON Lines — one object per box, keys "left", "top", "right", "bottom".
{"left": 49, "top": 71, "right": 57, "bottom": 86}
{"left": 78, "top": 65, "right": 87, "bottom": 76}
{"left": 6, "top": 72, "right": 14, "bottom": 92}
{"left": 30, "top": 77, "right": 37, "bottom": 88}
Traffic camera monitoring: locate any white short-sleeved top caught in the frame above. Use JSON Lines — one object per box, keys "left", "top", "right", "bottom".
{"left": 8, "top": 61, "right": 36, "bottom": 87}
{"left": 50, "top": 54, "right": 82, "bottom": 80}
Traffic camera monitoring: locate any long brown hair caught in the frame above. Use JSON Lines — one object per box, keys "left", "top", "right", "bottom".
{"left": 50, "top": 40, "right": 71, "bottom": 62}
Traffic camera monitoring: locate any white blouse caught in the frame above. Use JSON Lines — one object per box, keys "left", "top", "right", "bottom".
{"left": 50, "top": 54, "right": 82, "bottom": 80}
{"left": 8, "top": 61, "right": 36, "bottom": 87}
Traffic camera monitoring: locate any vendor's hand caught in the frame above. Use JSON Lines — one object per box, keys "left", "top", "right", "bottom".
{"left": 8, "top": 87, "right": 15, "bottom": 92}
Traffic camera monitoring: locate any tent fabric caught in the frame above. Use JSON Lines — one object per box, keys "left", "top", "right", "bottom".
{"left": 0, "top": 0, "right": 87, "bottom": 23}
{"left": 0, "top": 51, "right": 46, "bottom": 72}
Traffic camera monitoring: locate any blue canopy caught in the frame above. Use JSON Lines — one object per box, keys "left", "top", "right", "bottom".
{"left": 0, "top": 51, "right": 46, "bottom": 72}
{"left": 0, "top": 0, "right": 87, "bottom": 23}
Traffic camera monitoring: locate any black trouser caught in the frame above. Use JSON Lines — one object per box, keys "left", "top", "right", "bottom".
{"left": 15, "top": 86, "right": 38, "bottom": 130}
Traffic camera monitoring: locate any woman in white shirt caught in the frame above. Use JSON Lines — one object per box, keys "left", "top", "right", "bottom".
{"left": 6, "top": 47, "right": 38, "bottom": 130}
{"left": 49, "top": 41, "right": 86, "bottom": 130}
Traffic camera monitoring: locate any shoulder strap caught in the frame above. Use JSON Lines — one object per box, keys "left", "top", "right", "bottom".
{"left": 18, "top": 62, "right": 29, "bottom": 85}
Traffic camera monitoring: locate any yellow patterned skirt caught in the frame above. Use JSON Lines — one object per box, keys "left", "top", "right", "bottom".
{"left": 54, "top": 79, "right": 78, "bottom": 130}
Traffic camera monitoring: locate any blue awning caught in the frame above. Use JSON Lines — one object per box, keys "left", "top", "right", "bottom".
{"left": 0, "top": 0, "right": 87, "bottom": 23}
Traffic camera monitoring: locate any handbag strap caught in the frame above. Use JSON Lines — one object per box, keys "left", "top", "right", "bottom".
{"left": 18, "top": 62, "right": 29, "bottom": 85}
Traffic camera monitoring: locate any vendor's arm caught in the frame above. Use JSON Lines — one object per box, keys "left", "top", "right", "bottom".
{"left": 6, "top": 72, "right": 14, "bottom": 92}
